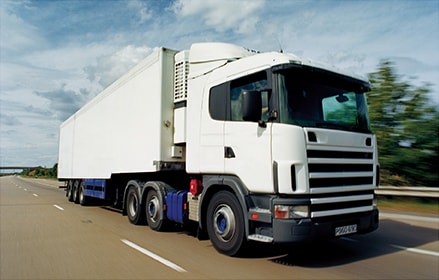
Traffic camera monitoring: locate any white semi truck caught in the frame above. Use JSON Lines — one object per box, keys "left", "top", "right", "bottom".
{"left": 58, "top": 42, "right": 379, "bottom": 256}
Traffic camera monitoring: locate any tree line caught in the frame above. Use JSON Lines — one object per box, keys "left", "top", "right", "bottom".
{"left": 368, "top": 61, "right": 438, "bottom": 186}
{"left": 22, "top": 164, "right": 57, "bottom": 178}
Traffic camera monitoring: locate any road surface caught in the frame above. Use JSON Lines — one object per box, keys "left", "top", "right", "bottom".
{"left": 1, "top": 176, "right": 438, "bottom": 279}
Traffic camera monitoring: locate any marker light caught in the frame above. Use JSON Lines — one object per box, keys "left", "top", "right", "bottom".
{"left": 189, "top": 179, "right": 203, "bottom": 196}
{"left": 274, "top": 205, "right": 310, "bottom": 219}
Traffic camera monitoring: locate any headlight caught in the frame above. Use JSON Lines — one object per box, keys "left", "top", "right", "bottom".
{"left": 274, "top": 205, "right": 310, "bottom": 219}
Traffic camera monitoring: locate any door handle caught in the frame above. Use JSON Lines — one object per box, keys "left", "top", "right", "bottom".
{"left": 224, "top": 146, "right": 236, "bottom": 158}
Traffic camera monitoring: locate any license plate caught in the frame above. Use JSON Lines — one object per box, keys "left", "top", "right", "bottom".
{"left": 335, "top": 224, "right": 357, "bottom": 236}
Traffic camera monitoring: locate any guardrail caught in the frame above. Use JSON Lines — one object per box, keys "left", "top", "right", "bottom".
{"left": 376, "top": 186, "right": 439, "bottom": 198}
{"left": 0, "top": 166, "right": 38, "bottom": 170}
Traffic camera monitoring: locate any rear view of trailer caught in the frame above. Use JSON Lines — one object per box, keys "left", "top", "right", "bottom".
{"left": 58, "top": 48, "right": 179, "bottom": 181}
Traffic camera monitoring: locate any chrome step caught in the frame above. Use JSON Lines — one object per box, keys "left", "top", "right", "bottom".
{"left": 248, "top": 234, "right": 274, "bottom": 243}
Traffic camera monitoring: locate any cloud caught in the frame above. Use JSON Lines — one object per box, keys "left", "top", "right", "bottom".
{"left": 127, "top": 0, "right": 153, "bottom": 24}
{"left": 0, "top": 0, "right": 47, "bottom": 54}
{"left": 171, "top": 0, "right": 265, "bottom": 34}
{"left": 387, "top": 57, "right": 437, "bottom": 77}
{"left": 84, "top": 45, "right": 153, "bottom": 88}
{"left": 23, "top": 45, "right": 154, "bottom": 122}
{"left": 33, "top": 85, "right": 91, "bottom": 121}
{"left": 0, "top": 113, "right": 22, "bottom": 126}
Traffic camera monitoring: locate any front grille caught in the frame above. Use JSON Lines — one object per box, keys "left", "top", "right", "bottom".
{"left": 307, "top": 149, "right": 375, "bottom": 190}
{"left": 311, "top": 196, "right": 372, "bottom": 212}
{"left": 308, "top": 163, "right": 373, "bottom": 173}
{"left": 310, "top": 177, "right": 373, "bottom": 188}
{"left": 307, "top": 150, "right": 373, "bottom": 159}
{"left": 307, "top": 148, "right": 375, "bottom": 218}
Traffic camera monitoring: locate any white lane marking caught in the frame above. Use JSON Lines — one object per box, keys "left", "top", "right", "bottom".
{"left": 121, "top": 239, "right": 187, "bottom": 273}
{"left": 53, "top": 205, "right": 64, "bottom": 211}
{"left": 33, "top": 193, "right": 39, "bottom": 197}
{"left": 23, "top": 188, "right": 27, "bottom": 191}
{"left": 391, "top": 244, "right": 439, "bottom": 257}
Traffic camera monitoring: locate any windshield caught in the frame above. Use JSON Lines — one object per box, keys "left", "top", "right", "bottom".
{"left": 277, "top": 67, "right": 371, "bottom": 133}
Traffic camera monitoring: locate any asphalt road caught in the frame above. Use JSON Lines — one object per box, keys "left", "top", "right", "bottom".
{"left": 1, "top": 176, "right": 438, "bottom": 279}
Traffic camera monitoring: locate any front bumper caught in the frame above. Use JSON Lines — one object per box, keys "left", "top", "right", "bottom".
{"left": 272, "top": 209, "right": 379, "bottom": 243}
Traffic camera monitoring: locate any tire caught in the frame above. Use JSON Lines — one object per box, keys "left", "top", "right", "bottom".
{"left": 145, "top": 189, "right": 166, "bottom": 231}
{"left": 67, "top": 180, "right": 74, "bottom": 202}
{"left": 72, "top": 180, "right": 80, "bottom": 204}
{"left": 126, "top": 186, "right": 145, "bottom": 225}
{"left": 79, "top": 181, "right": 89, "bottom": 206}
{"left": 206, "top": 191, "right": 246, "bottom": 256}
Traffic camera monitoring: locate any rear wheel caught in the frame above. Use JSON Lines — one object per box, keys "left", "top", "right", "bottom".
{"left": 206, "top": 191, "right": 246, "bottom": 256}
{"left": 72, "top": 180, "right": 80, "bottom": 204}
{"left": 145, "top": 189, "right": 166, "bottom": 231}
{"left": 126, "top": 186, "right": 144, "bottom": 225}
{"left": 79, "top": 181, "right": 89, "bottom": 206}
{"left": 67, "top": 180, "right": 74, "bottom": 202}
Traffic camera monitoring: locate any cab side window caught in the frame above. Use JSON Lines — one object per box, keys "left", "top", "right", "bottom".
{"left": 209, "top": 71, "right": 268, "bottom": 121}
{"left": 230, "top": 72, "right": 268, "bottom": 121}
{"left": 209, "top": 83, "right": 228, "bottom": 121}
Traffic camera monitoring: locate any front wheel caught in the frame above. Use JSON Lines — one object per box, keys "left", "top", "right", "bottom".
{"left": 206, "top": 191, "right": 246, "bottom": 256}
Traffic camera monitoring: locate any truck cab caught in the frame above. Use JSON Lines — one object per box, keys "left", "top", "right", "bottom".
{"left": 183, "top": 43, "right": 379, "bottom": 255}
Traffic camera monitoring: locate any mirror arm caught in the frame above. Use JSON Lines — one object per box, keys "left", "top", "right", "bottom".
{"left": 258, "top": 120, "right": 267, "bottom": 128}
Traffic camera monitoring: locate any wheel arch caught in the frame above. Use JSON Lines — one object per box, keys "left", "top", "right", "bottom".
{"left": 199, "top": 175, "right": 251, "bottom": 238}
{"left": 141, "top": 181, "right": 175, "bottom": 222}
{"left": 122, "top": 180, "right": 144, "bottom": 215}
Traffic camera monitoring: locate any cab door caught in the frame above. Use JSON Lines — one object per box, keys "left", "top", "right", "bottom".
{"left": 223, "top": 71, "right": 274, "bottom": 193}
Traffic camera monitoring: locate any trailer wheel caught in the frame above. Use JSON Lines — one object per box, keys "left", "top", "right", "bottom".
{"left": 67, "top": 180, "right": 74, "bottom": 202}
{"left": 145, "top": 189, "right": 166, "bottom": 231}
{"left": 126, "top": 186, "right": 144, "bottom": 225}
{"left": 72, "top": 180, "right": 80, "bottom": 204}
{"left": 79, "top": 181, "right": 89, "bottom": 206}
{"left": 206, "top": 191, "right": 246, "bottom": 256}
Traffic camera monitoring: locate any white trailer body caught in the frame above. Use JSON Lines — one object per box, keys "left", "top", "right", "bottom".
{"left": 58, "top": 42, "right": 379, "bottom": 256}
{"left": 58, "top": 48, "right": 179, "bottom": 179}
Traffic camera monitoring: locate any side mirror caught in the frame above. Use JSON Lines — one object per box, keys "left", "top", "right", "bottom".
{"left": 336, "top": 94, "right": 349, "bottom": 103}
{"left": 242, "top": 90, "right": 262, "bottom": 122}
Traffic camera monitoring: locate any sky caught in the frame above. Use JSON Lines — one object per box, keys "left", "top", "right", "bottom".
{"left": 0, "top": 0, "right": 438, "bottom": 169}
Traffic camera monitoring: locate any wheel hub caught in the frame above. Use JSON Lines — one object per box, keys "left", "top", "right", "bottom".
{"left": 128, "top": 194, "right": 138, "bottom": 217}
{"left": 148, "top": 196, "right": 160, "bottom": 222}
{"left": 213, "top": 204, "right": 236, "bottom": 242}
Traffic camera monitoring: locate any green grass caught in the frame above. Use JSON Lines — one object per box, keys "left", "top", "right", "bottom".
{"left": 377, "top": 196, "right": 439, "bottom": 215}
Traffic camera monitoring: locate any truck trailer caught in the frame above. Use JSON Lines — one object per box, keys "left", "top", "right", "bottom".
{"left": 58, "top": 42, "right": 379, "bottom": 256}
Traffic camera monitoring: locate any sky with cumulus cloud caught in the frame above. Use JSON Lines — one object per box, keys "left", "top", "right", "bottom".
{"left": 0, "top": 0, "right": 438, "bottom": 169}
